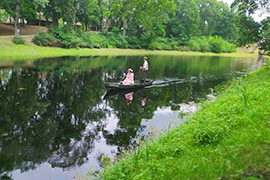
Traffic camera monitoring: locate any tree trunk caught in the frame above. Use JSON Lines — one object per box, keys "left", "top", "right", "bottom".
{"left": 73, "top": 0, "right": 76, "bottom": 25}
{"left": 39, "top": 12, "right": 41, "bottom": 26}
{"left": 51, "top": 1, "right": 58, "bottom": 26}
{"left": 105, "top": 21, "right": 109, "bottom": 31}
{"left": 15, "top": 0, "right": 20, "bottom": 37}
{"left": 122, "top": 18, "right": 127, "bottom": 37}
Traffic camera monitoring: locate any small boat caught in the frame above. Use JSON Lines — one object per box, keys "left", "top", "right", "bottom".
{"left": 104, "top": 79, "right": 153, "bottom": 90}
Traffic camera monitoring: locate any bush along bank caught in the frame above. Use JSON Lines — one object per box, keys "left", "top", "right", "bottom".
{"left": 32, "top": 26, "right": 236, "bottom": 53}
{"left": 101, "top": 66, "right": 270, "bottom": 180}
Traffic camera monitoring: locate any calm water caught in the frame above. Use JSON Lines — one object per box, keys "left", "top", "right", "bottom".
{"left": 0, "top": 55, "right": 266, "bottom": 180}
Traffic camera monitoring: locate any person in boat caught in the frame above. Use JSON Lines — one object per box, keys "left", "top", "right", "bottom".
{"left": 121, "top": 68, "right": 134, "bottom": 85}
{"left": 140, "top": 56, "right": 148, "bottom": 83}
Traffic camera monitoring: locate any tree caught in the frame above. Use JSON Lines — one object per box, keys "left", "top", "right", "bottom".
{"left": 77, "top": 0, "right": 102, "bottom": 30}
{"left": 194, "top": 0, "right": 237, "bottom": 40}
{"left": 0, "top": 0, "right": 48, "bottom": 36}
{"left": 166, "top": 0, "right": 200, "bottom": 39}
{"left": 109, "top": 0, "right": 175, "bottom": 37}
{"left": 14, "top": 0, "right": 20, "bottom": 37}
{"left": 234, "top": 14, "right": 260, "bottom": 46}
{"left": 231, "top": 0, "right": 270, "bottom": 54}
{"left": 45, "top": 0, "right": 70, "bottom": 27}
{"left": 260, "top": 17, "right": 270, "bottom": 55}
{"left": 231, "top": 0, "right": 270, "bottom": 15}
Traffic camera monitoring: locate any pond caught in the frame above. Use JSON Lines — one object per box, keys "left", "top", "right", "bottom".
{"left": 0, "top": 55, "right": 266, "bottom": 180}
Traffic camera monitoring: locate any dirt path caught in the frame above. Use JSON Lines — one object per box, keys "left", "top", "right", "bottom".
{"left": 0, "top": 35, "right": 34, "bottom": 38}
{"left": 0, "top": 35, "right": 35, "bottom": 44}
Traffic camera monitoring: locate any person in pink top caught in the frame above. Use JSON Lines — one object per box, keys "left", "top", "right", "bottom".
{"left": 122, "top": 68, "right": 134, "bottom": 85}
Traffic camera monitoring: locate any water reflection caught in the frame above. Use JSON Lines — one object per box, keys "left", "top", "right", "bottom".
{"left": 125, "top": 92, "right": 134, "bottom": 105}
{"left": 0, "top": 55, "right": 264, "bottom": 180}
{"left": 140, "top": 88, "right": 147, "bottom": 110}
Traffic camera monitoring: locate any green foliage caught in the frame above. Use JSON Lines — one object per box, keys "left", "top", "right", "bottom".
{"left": 208, "top": 36, "right": 223, "bottom": 53}
{"left": 104, "top": 33, "right": 129, "bottom": 49}
{"left": 12, "top": 36, "right": 25, "bottom": 45}
{"left": 50, "top": 26, "right": 80, "bottom": 48}
{"left": 166, "top": 0, "right": 200, "bottom": 39}
{"left": 188, "top": 36, "right": 236, "bottom": 53}
{"left": 234, "top": 15, "right": 261, "bottom": 47}
{"left": 78, "top": 32, "right": 94, "bottom": 48}
{"left": 259, "top": 18, "right": 270, "bottom": 56}
{"left": 101, "top": 155, "right": 111, "bottom": 169}
{"left": 188, "top": 36, "right": 208, "bottom": 52}
{"left": 125, "top": 36, "right": 142, "bottom": 49}
{"left": 235, "top": 76, "right": 251, "bottom": 106}
{"left": 108, "top": 0, "right": 175, "bottom": 37}
{"left": 194, "top": 0, "right": 237, "bottom": 41}
{"left": 0, "top": 9, "right": 8, "bottom": 22}
{"left": 231, "top": 0, "right": 270, "bottom": 15}
{"left": 193, "top": 125, "right": 224, "bottom": 146}
{"left": 148, "top": 37, "right": 179, "bottom": 50}
{"left": 32, "top": 32, "right": 60, "bottom": 47}
{"left": 32, "top": 29, "right": 237, "bottom": 53}
{"left": 89, "top": 33, "right": 110, "bottom": 48}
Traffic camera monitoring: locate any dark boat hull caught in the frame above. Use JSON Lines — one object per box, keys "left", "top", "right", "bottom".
{"left": 104, "top": 79, "right": 153, "bottom": 90}
{"left": 103, "top": 88, "right": 141, "bottom": 100}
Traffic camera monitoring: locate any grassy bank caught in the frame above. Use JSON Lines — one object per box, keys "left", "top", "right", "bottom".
{"left": 101, "top": 66, "right": 270, "bottom": 179}
{"left": 0, "top": 41, "right": 259, "bottom": 62}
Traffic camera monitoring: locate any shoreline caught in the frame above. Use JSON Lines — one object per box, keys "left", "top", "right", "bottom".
{"left": 0, "top": 42, "right": 260, "bottom": 62}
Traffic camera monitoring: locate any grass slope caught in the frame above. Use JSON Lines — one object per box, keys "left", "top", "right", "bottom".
{"left": 101, "top": 66, "right": 270, "bottom": 180}
{"left": 0, "top": 23, "right": 47, "bottom": 36}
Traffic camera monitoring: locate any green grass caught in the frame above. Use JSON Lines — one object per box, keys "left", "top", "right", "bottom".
{"left": 0, "top": 41, "right": 259, "bottom": 62}
{"left": 101, "top": 66, "right": 270, "bottom": 180}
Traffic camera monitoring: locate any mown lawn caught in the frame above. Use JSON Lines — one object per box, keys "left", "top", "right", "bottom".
{"left": 101, "top": 65, "right": 270, "bottom": 180}
{"left": 0, "top": 41, "right": 259, "bottom": 62}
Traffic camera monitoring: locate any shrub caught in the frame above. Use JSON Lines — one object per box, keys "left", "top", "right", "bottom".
{"left": 59, "top": 33, "right": 80, "bottom": 48}
{"left": 33, "top": 32, "right": 61, "bottom": 47}
{"left": 50, "top": 27, "right": 80, "bottom": 48}
{"left": 105, "top": 33, "right": 129, "bottom": 48}
{"left": 208, "top": 36, "right": 236, "bottom": 53}
{"left": 188, "top": 36, "right": 236, "bottom": 53}
{"left": 208, "top": 36, "right": 225, "bottom": 53}
{"left": 78, "top": 32, "right": 93, "bottom": 48}
{"left": 199, "top": 36, "right": 210, "bottom": 52}
{"left": 188, "top": 37, "right": 201, "bottom": 51}
{"left": 90, "top": 33, "right": 110, "bottom": 48}
{"left": 12, "top": 36, "right": 25, "bottom": 45}
{"left": 148, "top": 37, "right": 179, "bottom": 50}
{"left": 125, "top": 36, "right": 142, "bottom": 49}
{"left": 224, "top": 41, "right": 236, "bottom": 53}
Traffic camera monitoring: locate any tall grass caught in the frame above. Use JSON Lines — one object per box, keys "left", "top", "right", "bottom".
{"left": 101, "top": 66, "right": 270, "bottom": 179}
